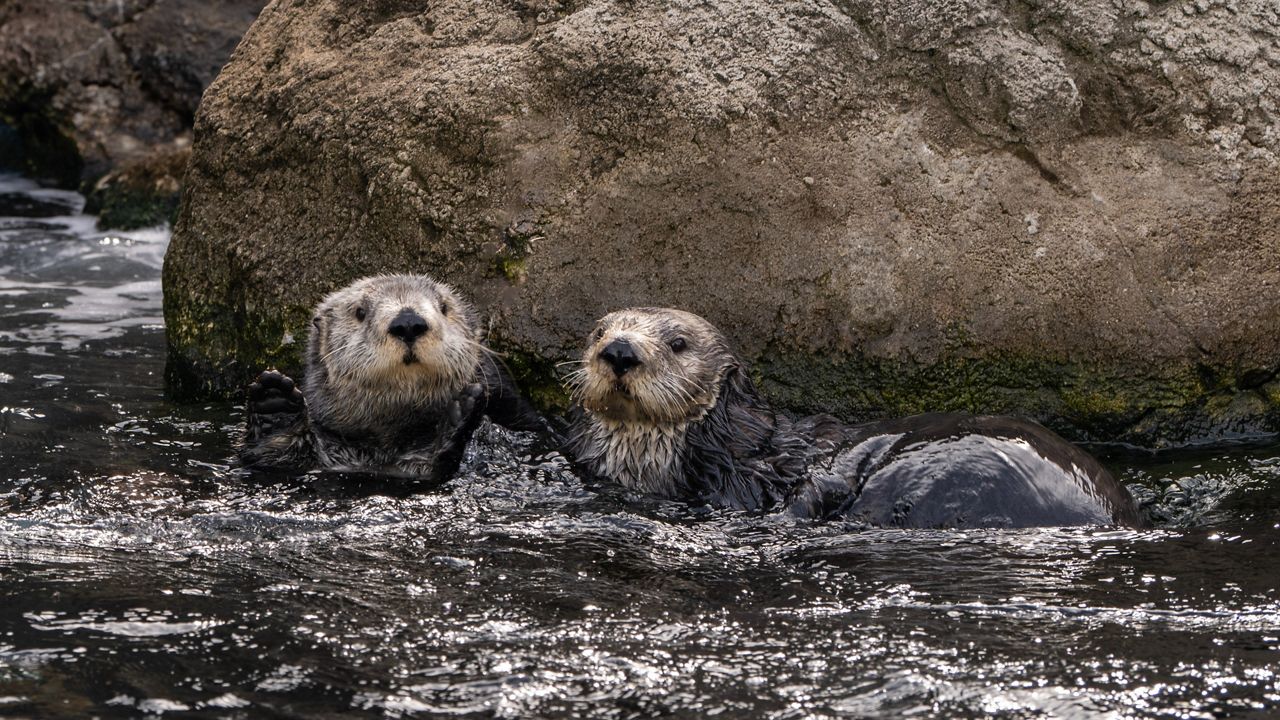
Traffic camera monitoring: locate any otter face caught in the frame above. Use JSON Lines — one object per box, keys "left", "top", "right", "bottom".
{"left": 567, "top": 308, "right": 737, "bottom": 425}
{"left": 308, "top": 274, "right": 480, "bottom": 405}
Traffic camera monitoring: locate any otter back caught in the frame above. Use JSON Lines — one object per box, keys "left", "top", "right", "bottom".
{"left": 787, "top": 414, "right": 1142, "bottom": 528}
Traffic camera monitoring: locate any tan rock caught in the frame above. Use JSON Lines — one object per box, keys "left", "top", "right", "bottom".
{"left": 165, "top": 0, "right": 1280, "bottom": 446}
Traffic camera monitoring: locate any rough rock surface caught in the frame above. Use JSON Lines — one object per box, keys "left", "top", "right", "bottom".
{"left": 0, "top": 0, "right": 265, "bottom": 187}
{"left": 166, "top": 0, "right": 1280, "bottom": 447}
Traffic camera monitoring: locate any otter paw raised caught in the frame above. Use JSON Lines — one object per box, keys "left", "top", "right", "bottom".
{"left": 448, "top": 383, "right": 485, "bottom": 425}
{"left": 247, "top": 369, "right": 305, "bottom": 417}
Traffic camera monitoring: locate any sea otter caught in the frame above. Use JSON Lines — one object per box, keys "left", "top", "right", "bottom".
{"left": 240, "top": 274, "right": 543, "bottom": 478}
{"left": 564, "top": 308, "right": 1143, "bottom": 528}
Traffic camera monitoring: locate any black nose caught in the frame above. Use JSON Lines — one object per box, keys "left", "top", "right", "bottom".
{"left": 388, "top": 309, "right": 429, "bottom": 344}
{"left": 599, "top": 338, "right": 641, "bottom": 376}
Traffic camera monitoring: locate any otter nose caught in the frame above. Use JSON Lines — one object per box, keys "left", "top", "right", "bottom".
{"left": 599, "top": 338, "right": 641, "bottom": 376}
{"left": 388, "top": 309, "right": 429, "bottom": 345}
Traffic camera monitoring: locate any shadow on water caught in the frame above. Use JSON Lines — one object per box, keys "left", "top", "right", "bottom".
{"left": 1, "top": 173, "right": 1279, "bottom": 718}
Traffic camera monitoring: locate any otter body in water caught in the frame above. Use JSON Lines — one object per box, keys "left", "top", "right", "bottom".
{"left": 564, "top": 308, "right": 1142, "bottom": 528}
{"left": 240, "top": 274, "right": 542, "bottom": 478}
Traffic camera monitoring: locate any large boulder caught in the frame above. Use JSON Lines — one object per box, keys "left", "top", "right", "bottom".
{"left": 0, "top": 0, "right": 265, "bottom": 196}
{"left": 165, "top": 0, "right": 1280, "bottom": 447}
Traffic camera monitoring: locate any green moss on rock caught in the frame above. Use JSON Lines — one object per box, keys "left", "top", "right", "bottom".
{"left": 85, "top": 146, "right": 189, "bottom": 230}
{"left": 750, "top": 350, "right": 1266, "bottom": 447}
{"left": 490, "top": 343, "right": 573, "bottom": 414}
{"left": 88, "top": 184, "right": 181, "bottom": 230}
{"left": 163, "top": 288, "right": 308, "bottom": 402}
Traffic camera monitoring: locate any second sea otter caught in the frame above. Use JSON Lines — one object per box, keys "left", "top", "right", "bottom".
{"left": 564, "top": 308, "right": 1143, "bottom": 528}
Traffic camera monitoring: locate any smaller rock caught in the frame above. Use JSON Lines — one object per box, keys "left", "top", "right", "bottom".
{"left": 84, "top": 144, "right": 190, "bottom": 230}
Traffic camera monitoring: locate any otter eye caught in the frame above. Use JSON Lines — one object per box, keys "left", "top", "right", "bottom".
{"left": 354, "top": 307, "right": 366, "bottom": 322}
{"left": 439, "top": 302, "right": 450, "bottom": 316}
{"left": 592, "top": 327, "right": 605, "bottom": 342}
{"left": 669, "top": 337, "right": 687, "bottom": 353}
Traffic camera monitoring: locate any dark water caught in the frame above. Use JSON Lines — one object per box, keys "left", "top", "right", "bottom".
{"left": 2, "top": 173, "right": 1278, "bottom": 718}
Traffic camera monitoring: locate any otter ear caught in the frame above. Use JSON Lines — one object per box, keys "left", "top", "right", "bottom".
{"left": 312, "top": 315, "right": 322, "bottom": 330}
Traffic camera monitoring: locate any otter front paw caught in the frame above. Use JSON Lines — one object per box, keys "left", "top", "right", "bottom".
{"left": 427, "top": 383, "right": 488, "bottom": 481}
{"left": 248, "top": 369, "right": 305, "bottom": 419}
{"left": 448, "top": 383, "right": 485, "bottom": 425}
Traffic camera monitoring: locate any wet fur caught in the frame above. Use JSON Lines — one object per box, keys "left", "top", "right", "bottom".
{"left": 565, "top": 308, "right": 815, "bottom": 508}
{"left": 239, "top": 274, "right": 542, "bottom": 478}
{"left": 565, "top": 308, "right": 1141, "bottom": 527}
{"left": 568, "top": 362, "right": 840, "bottom": 509}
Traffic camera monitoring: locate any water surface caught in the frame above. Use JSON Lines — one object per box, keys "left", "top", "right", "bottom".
{"left": 1, "top": 175, "right": 1278, "bottom": 718}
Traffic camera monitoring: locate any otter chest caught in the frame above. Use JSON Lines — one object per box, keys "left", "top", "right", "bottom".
{"left": 586, "top": 421, "right": 689, "bottom": 499}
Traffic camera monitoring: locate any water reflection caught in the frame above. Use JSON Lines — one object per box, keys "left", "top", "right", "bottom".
{"left": 0, "top": 174, "right": 1278, "bottom": 717}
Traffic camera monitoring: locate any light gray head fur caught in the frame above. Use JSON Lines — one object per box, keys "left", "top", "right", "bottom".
{"left": 305, "top": 274, "right": 482, "bottom": 439}
{"left": 565, "top": 307, "right": 739, "bottom": 495}
{"left": 566, "top": 307, "right": 737, "bottom": 425}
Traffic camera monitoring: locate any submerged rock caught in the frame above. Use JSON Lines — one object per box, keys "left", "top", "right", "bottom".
{"left": 165, "top": 0, "right": 1280, "bottom": 448}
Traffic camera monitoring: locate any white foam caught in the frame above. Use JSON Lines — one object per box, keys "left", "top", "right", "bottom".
{"left": 0, "top": 174, "right": 171, "bottom": 349}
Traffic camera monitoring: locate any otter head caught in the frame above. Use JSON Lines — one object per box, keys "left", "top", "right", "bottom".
{"left": 565, "top": 308, "right": 787, "bottom": 507}
{"left": 567, "top": 308, "right": 740, "bottom": 427}
{"left": 307, "top": 274, "right": 480, "bottom": 416}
